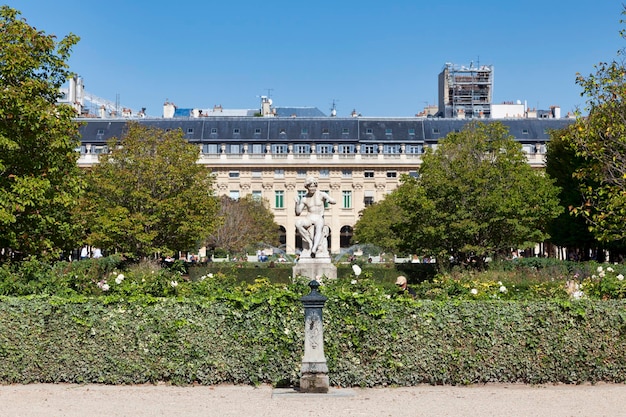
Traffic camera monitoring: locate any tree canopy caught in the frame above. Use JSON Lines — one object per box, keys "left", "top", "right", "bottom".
{"left": 205, "top": 195, "right": 280, "bottom": 255}
{"left": 81, "top": 123, "right": 220, "bottom": 259}
{"left": 556, "top": 8, "right": 626, "bottom": 243}
{"left": 0, "top": 6, "right": 84, "bottom": 260}
{"left": 352, "top": 194, "right": 405, "bottom": 254}
{"left": 357, "top": 121, "right": 561, "bottom": 266}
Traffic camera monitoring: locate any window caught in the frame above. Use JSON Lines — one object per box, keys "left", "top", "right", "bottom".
{"left": 272, "top": 144, "right": 288, "bottom": 154}
{"left": 385, "top": 128, "right": 392, "bottom": 136}
{"left": 364, "top": 170, "right": 375, "bottom": 178}
{"left": 322, "top": 128, "right": 329, "bottom": 135}
{"left": 297, "top": 190, "right": 306, "bottom": 200}
{"left": 408, "top": 128, "right": 415, "bottom": 136}
{"left": 275, "top": 191, "right": 284, "bottom": 208}
{"left": 297, "top": 169, "right": 307, "bottom": 178}
{"left": 386, "top": 171, "right": 397, "bottom": 178}
{"left": 97, "top": 129, "right": 105, "bottom": 136}
{"left": 317, "top": 144, "right": 332, "bottom": 154}
{"left": 522, "top": 129, "right": 529, "bottom": 135}
{"left": 408, "top": 171, "right": 419, "bottom": 178}
{"left": 251, "top": 169, "right": 262, "bottom": 178}
{"left": 301, "top": 128, "right": 308, "bottom": 135}
{"left": 229, "top": 190, "right": 240, "bottom": 200}
{"left": 274, "top": 169, "right": 285, "bottom": 178}
{"left": 251, "top": 144, "right": 263, "bottom": 154}
{"left": 233, "top": 128, "right": 240, "bottom": 134}
{"left": 211, "top": 128, "right": 218, "bottom": 134}
{"left": 255, "top": 128, "right": 262, "bottom": 135}
{"left": 202, "top": 144, "right": 219, "bottom": 154}
{"left": 342, "top": 191, "right": 352, "bottom": 208}
{"left": 342, "top": 169, "right": 352, "bottom": 178}
{"left": 228, "top": 171, "right": 240, "bottom": 178}
{"left": 383, "top": 144, "right": 400, "bottom": 154}
{"left": 364, "top": 196, "right": 374, "bottom": 207}
{"left": 252, "top": 191, "right": 262, "bottom": 201}
{"left": 227, "top": 144, "right": 240, "bottom": 154}
{"left": 366, "top": 128, "right": 373, "bottom": 134}
{"left": 362, "top": 144, "right": 376, "bottom": 154}
{"left": 319, "top": 168, "right": 330, "bottom": 178}
{"left": 432, "top": 128, "right": 440, "bottom": 134}
{"left": 342, "top": 128, "right": 349, "bottom": 134}
{"left": 339, "top": 144, "right": 354, "bottom": 154}
{"left": 279, "top": 128, "right": 286, "bottom": 135}
{"left": 187, "top": 128, "right": 194, "bottom": 134}
{"left": 294, "top": 144, "right": 310, "bottom": 154}
{"left": 407, "top": 145, "right": 423, "bottom": 154}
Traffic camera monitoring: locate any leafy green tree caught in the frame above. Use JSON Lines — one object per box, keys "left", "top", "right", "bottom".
{"left": 545, "top": 127, "right": 601, "bottom": 260}
{"left": 82, "top": 122, "right": 219, "bottom": 259}
{"left": 561, "top": 8, "right": 626, "bottom": 243}
{"left": 391, "top": 121, "right": 561, "bottom": 267}
{"left": 352, "top": 194, "right": 405, "bottom": 254}
{"left": 0, "top": 6, "right": 83, "bottom": 261}
{"left": 205, "top": 195, "right": 280, "bottom": 255}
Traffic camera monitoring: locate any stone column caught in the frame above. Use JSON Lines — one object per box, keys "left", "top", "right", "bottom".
{"left": 300, "top": 280, "right": 329, "bottom": 393}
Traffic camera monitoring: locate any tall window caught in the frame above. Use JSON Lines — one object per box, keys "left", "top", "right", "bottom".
{"left": 317, "top": 144, "right": 332, "bottom": 154}
{"left": 339, "top": 144, "right": 354, "bottom": 154}
{"left": 229, "top": 190, "right": 240, "bottom": 200}
{"left": 252, "top": 191, "right": 262, "bottom": 201}
{"left": 272, "top": 144, "right": 288, "bottom": 154}
{"left": 342, "top": 191, "right": 352, "bottom": 208}
{"left": 364, "top": 196, "right": 374, "bottom": 207}
{"left": 362, "top": 144, "right": 376, "bottom": 154}
{"left": 294, "top": 144, "right": 310, "bottom": 154}
{"left": 275, "top": 191, "right": 284, "bottom": 208}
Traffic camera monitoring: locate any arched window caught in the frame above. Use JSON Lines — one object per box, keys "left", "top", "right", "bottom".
{"left": 340, "top": 225, "right": 353, "bottom": 248}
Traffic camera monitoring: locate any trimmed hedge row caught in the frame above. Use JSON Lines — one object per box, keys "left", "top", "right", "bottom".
{"left": 1, "top": 294, "right": 626, "bottom": 386}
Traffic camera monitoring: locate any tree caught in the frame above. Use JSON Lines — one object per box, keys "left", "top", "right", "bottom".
{"left": 352, "top": 194, "right": 405, "bottom": 254}
{"left": 205, "top": 195, "right": 280, "bottom": 255}
{"left": 82, "top": 122, "right": 220, "bottom": 259}
{"left": 545, "top": 127, "right": 604, "bottom": 260}
{"left": 391, "top": 121, "right": 561, "bottom": 267}
{"left": 0, "top": 6, "right": 84, "bottom": 261}
{"left": 560, "top": 7, "right": 626, "bottom": 243}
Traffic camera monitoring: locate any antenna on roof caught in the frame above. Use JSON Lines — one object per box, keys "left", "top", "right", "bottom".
{"left": 330, "top": 99, "right": 338, "bottom": 117}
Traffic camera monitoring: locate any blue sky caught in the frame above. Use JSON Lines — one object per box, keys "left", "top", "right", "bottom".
{"left": 13, "top": 1, "right": 625, "bottom": 117}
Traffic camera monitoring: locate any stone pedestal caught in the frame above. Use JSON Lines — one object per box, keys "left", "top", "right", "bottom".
{"left": 300, "top": 280, "right": 329, "bottom": 393}
{"left": 293, "top": 256, "right": 337, "bottom": 280}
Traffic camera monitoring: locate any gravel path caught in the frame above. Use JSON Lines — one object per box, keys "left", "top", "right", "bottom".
{"left": 1, "top": 383, "right": 626, "bottom": 417}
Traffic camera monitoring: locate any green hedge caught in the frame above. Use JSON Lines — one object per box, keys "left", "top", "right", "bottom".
{"left": 1, "top": 294, "right": 626, "bottom": 386}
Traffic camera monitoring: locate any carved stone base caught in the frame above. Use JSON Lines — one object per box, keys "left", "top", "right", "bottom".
{"left": 300, "top": 372, "right": 329, "bottom": 393}
{"left": 293, "top": 261, "right": 337, "bottom": 280}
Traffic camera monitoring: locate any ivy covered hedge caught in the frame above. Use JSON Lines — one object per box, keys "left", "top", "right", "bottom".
{"left": 1, "top": 289, "right": 626, "bottom": 386}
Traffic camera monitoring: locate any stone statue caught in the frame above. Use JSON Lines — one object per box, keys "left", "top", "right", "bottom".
{"left": 294, "top": 176, "right": 336, "bottom": 258}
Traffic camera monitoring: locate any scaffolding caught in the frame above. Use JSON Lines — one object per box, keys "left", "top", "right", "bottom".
{"left": 438, "top": 62, "right": 493, "bottom": 118}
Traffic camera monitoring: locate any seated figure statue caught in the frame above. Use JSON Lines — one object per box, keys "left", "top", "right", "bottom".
{"left": 294, "top": 176, "right": 336, "bottom": 258}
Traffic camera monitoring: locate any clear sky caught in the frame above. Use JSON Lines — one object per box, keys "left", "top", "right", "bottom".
{"left": 12, "top": 1, "right": 625, "bottom": 117}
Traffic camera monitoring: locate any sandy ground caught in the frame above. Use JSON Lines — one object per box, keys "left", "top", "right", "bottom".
{"left": 1, "top": 383, "right": 626, "bottom": 417}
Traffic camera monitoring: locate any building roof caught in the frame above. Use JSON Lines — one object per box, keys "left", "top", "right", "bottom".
{"left": 77, "top": 117, "right": 574, "bottom": 146}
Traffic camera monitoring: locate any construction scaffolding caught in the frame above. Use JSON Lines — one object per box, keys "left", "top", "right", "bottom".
{"left": 438, "top": 62, "right": 493, "bottom": 118}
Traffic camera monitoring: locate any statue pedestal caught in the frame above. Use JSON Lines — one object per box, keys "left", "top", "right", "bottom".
{"left": 293, "top": 257, "right": 337, "bottom": 280}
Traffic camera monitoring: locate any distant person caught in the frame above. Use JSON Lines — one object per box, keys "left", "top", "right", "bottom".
{"left": 92, "top": 248, "right": 103, "bottom": 259}
{"left": 395, "top": 275, "right": 416, "bottom": 298}
{"left": 80, "top": 245, "right": 90, "bottom": 260}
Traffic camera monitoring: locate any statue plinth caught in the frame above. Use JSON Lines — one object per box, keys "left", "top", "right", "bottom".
{"left": 293, "top": 256, "right": 337, "bottom": 280}
{"left": 300, "top": 280, "right": 329, "bottom": 393}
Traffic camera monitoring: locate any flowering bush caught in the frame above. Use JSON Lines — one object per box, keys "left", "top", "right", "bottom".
{"left": 580, "top": 264, "right": 626, "bottom": 299}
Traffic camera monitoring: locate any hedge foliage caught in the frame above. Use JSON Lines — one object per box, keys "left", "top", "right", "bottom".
{"left": 2, "top": 276, "right": 626, "bottom": 387}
